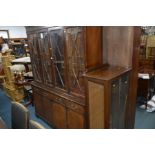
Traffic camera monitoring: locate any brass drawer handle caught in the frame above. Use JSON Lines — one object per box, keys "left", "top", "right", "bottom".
{"left": 56, "top": 97, "right": 63, "bottom": 102}
{"left": 70, "top": 104, "right": 77, "bottom": 109}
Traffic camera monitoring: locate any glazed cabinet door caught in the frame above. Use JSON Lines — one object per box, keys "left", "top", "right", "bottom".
{"left": 37, "top": 30, "right": 54, "bottom": 86}
{"left": 67, "top": 109, "right": 85, "bottom": 129}
{"left": 110, "top": 79, "right": 120, "bottom": 128}
{"left": 110, "top": 73, "right": 129, "bottom": 129}
{"left": 65, "top": 27, "right": 85, "bottom": 96}
{"left": 119, "top": 73, "right": 129, "bottom": 128}
{"left": 48, "top": 27, "right": 66, "bottom": 90}
{"left": 27, "top": 33, "right": 43, "bottom": 83}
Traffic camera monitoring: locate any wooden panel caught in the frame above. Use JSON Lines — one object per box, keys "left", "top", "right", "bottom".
{"left": 52, "top": 102, "right": 66, "bottom": 129}
{"left": 103, "top": 27, "right": 134, "bottom": 68}
{"left": 42, "top": 97, "right": 53, "bottom": 125}
{"left": 85, "top": 27, "right": 103, "bottom": 69}
{"left": 125, "top": 27, "right": 141, "bottom": 128}
{"left": 33, "top": 90, "right": 44, "bottom": 118}
{"left": 67, "top": 110, "right": 85, "bottom": 129}
{"left": 88, "top": 81, "right": 104, "bottom": 129}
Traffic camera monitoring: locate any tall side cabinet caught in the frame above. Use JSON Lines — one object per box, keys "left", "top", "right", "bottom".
{"left": 26, "top": 26, "right": 140, "bottom": 129}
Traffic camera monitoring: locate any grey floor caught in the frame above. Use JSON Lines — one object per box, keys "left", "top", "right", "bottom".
{"left": 135, "top": 106, "right": 155, "bottom": 129}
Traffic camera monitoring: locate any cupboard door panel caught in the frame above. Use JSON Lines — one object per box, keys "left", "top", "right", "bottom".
{"left": 49, "top": 28, "right": 66, "bottom": 89}
{"left": 42, "top": 97, "right": 53, "bottom": 125}
{"left": 33, "top": 91, "right": 44, "bottom": 117}
{"left": 67, "top": 109, "right": 85, "bottom": 129}
{"left": 52, "top": 102, "right": 66, "bottom": 128}
{"left": 65, "top": 27, "right": 85, "bottom": 96}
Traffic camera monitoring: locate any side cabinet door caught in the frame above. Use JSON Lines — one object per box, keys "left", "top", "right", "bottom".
{"left": 119, "top": 73, "right": 129, "bottom": 128}
{"left": 111, "top": 79, "right": 120, "bottom": 129}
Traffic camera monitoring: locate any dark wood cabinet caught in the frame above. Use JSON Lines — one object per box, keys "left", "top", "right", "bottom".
{"left": 27, "top": 26, "right": 102, "bottom": 129}
{"left": 85, "top": 66, "right": 130, "bottom": 129}
{"left": 26, "top": 26, "right": 140, "bottom": 129}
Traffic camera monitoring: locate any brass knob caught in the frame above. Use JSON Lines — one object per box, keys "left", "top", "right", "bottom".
{"left": 112, "top": 84, "right": 116, "bottom": 88}
{"left": 124, "top": 81, "right": 128, "bottom": 84}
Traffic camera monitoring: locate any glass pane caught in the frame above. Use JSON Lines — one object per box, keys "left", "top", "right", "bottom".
{"left": 29, "top": 34, "right": 42, "bottom": 82}
{"left": 38, "top": 32, "right": 53, "bottom": 86}
{"left": 65, "top": 27, "right": 85, "bottom": 95}
{"left": 49, "top": 29, "right": 65, "bottom": 89}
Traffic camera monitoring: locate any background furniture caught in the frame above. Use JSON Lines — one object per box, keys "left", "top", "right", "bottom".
{"left": 2, "top": 55, "right": 25, "bottom": 102}
{"left": 146, "top": 36, "right": 155, "bottom": 59}
{"left": 26, "top": 26, "right": 140, "bottom": 129}
{"left": 137, "top": 69, "right": 155, "bottom": 99}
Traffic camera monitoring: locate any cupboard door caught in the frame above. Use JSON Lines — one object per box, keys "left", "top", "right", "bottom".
{"left": 111, "top": 80, "right": 120, "bottom": 129}
{"left": 49, "top": 28, "right": 66, "bottom": 89}
{"left": 38, "top": 31, "right": 54, "bottom": 86}
{"left": 27, "top": 33, "right": 43, "bottom": 83}
{"left": 52, "top": 102, "right": 66, "bottom": 128}
{"left": 33, "top": 90, "right": 44, "bottom": 118}
{"left": 42, "top": 97, "right": 53, "bottom": 125}
{"left": 119, "top": 74, "right": 129, "bottom": 128}
{"left": 65, "top": 27, "right": 85, "bottom": 96}
{"left": 67, "top": 109, "right": 85, "bottom": 129}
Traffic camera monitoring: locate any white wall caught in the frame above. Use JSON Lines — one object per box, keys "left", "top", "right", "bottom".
{"left": 0, "top": 26, "right": 27, "bottom": 38}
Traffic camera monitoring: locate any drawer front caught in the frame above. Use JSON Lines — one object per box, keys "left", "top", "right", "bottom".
{"left": 65, "top": 100, "right": 85, "bottom": 114}
{"left": 33, "top": 87, "right": 65, "bottom": 105}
